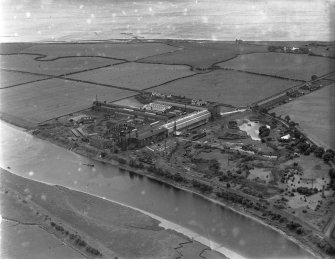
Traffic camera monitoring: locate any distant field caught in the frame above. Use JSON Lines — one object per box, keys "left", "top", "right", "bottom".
{"left": 217, "top": 53, "right": 335, "bottom": 81}
{"left": 67, "top": 62, "right": 195, "bottom": 90}
{"left": 0, "top": 79, "right": 135, "bottom": 127}
{"left": 149, "top": 70, "right": 296, "bottom": 106}
{"left": 141, "top": 42, "right": 268, "bottom": 69}
{"left": 272, "top": 84, "right": 335, "bottom": 150}
{"left": 0, "top": 70, "right": 48, "bottom": 88}
{"left": 23, "top": 42, "right": 178, "bottom": 61}
{"left": 0, "top": 54, "right": 122, "bottom": 76}
{"left": 0, "top": 43, "right": 35, "bottom": 54}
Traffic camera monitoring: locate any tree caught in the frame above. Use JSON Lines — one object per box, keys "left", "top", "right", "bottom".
{"left": 259, "top": 125, "right": 270, "bottom": 138}
{"left": 323, "top": 152, "right": 334, "bottom": 163}
{"left": 297, "top": 142, "right": 310, "bottom": 153}
{"left": 311, "top": 75, "right": 318, "bottom": 81}
{"left": 314, "top": 147, "right": 325, "bottom": 158}
{"left": 285, "top": 115, "right": 291, "bottom": 122}
{"left": 329, "top": 168, "right": 335, "bottom": 179}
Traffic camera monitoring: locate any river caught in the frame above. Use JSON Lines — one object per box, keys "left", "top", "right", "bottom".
{"left": 0, "top": 120, "right": 315, "bottom": 259}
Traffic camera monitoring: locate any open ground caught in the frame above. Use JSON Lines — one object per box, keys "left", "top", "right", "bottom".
{"left": 217, "top": 53, "right": 335, "bottom": 81}
{"left": 140, "top": 41, "right": 268, "bottom": 69}
{"left": 272, "top": 84, "right": 335, "bottom": 150}
{"left": 18, "top": 42, "right": 179, "bottom": 61}
{"left": 67, "top": 62, "right": 195, "bottom": 90}
{"left": 0, "top": 54, "right": 123, "bottom": 76}
{"left": 0, "top": 78, "right": 136, "bottom": 128}
{"left": 0, "top": 70, "right": 48, "bottom": 89}
{"left": 148, "top": 70, "right": 297, "bottom": 106}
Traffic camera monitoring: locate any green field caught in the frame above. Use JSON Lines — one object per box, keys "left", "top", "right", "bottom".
{"left": 140, "top": 42, "right": 268, "bottom": 69}
{"left": 67, "top": 62, "right": 195, "bottom": 90}
{"left": 0, "top": 70, "right": 48, "bottom": 88}
{"left": 0, "top": 54, "right": 122, "bottom": 76}
{"left": 217, "top": 53, "right": 335, "bottom": 81}
{"left": 23, "top": 42, "right": 178, "bottom": 61}
{"left": 272, "top": 84, "right": 335, "bottom": 149}
{"left": 149, "top": 70, "right": 297, "bottom": 106}
{"left": 0, "top": 78, "right": 135, "bottom": 127}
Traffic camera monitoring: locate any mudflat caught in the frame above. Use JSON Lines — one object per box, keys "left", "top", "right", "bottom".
{"left": 0, "top": 168, "right": 227, "bottom": 259}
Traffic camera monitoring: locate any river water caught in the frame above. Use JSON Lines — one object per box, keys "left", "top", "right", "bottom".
{"left": 0, "top": 120, "right": 315, "bottom": 258}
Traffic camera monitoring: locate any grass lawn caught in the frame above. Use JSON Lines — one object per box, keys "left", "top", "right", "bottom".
{"left": 149, "top": 70, "right": 297, "bottom": 106}
{"left": 217, "top": 53, "right": 335, "bottom": 81}
{"left": 67, "top": 62, "right": 195, "bottom": 90}
{"left": 272, "top": 84, "right": 335, "bottom": 150}
{"left": 0, "top": 78, "right": 136, "bottom": 126}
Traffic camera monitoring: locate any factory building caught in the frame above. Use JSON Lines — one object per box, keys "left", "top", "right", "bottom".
{"left": 163, "top": 109, "right": 211, "bottom": 133}
{"left": 91, "top": 100, "right": 211, "bottom": 150}
{"left": 142, "top": 102, "right": 172, "bottom": 112}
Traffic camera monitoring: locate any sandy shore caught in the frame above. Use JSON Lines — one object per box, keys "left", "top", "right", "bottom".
{"left": 0, "top": 168, "right": 228, "bottom": 259}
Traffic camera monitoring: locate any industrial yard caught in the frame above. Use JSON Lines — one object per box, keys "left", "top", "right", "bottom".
{"left": 1, "top": 39, "right": 335, "bottom": 259}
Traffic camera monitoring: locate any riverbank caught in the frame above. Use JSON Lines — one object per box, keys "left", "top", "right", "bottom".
{"left": 1, "top": 118, "right": 332, "bottom": 258}
{"left": 0, "top": 167, "right": 228, "bottom": 259}
{"left": 30, "top": 127, "right": 324, "bottom": 259}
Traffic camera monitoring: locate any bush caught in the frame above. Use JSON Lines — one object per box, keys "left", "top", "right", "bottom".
{"left": 259, "top": 125, "right": 270, "bottom": 138}
{"left": 173, "top": 173, "right": 185, "bottom": 182}
{"left": 118, "top": 158, "right": 127, "bottom": 164}
{"left": 296, "top": 227, "right": 304, "bottom": 235}
{"left": 192, "top": 180, "right": 213, "bottom": 193}
{"left": 286, "top": 221, "right": 302, "bottom": 230}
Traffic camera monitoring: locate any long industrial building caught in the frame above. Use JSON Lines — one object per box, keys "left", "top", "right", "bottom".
{"left": 163, "top": 109, "right": 211, "bottom": 133}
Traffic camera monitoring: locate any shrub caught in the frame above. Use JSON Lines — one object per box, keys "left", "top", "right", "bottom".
{"left": 173, "top": 173, "right": 185, "bottom": 182}
{"left": 286, "top": 221, "right": 302, "bottom": 230}
{"left": 118, "top": 158, "right": 127, "bottom": 164}
{"left": 296, "top": 227, "right": 304, "bottom": 235}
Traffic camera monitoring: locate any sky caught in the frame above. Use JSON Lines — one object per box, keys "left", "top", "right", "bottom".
{"left": 0, "top": 0, "right": 334, "bottom": 42}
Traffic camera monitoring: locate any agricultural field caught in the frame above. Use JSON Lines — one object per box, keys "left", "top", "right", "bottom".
{"left": 0, "top": 42, "right": 35, "bottom": 54}
{"left": 141, "top": 41, "right": 268, "bottom": 69}
{"left": 67, "top": 62, "right": 195, "bottom": 90}
{"left": 0, "top": 70, "right": 49, "bottom": 89}
{"left": 149, "top": 70, "right": 297, "bottom": 106}
{"left": 0, "top": 78, "right": 136, "bottom": 127}
{"left": 272, "top": 84, "right": 335, "bottom": 150}
{"left": 217, "top": 53, "right": 335, "bottom": 81}
{"left": 0, "top": 54, "right": 122, "bottom": 76}
{"left": 22, "top": 42, "right": 178, "bottom": 61}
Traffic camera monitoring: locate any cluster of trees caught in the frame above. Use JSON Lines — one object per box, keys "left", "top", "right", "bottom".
{"left": 50, "top": 221, "right": 102, "bottom": 257}
{"left": 192, "top": 179, "right": 213, "bottom": 193}
{"left": 148, "top": 166, "right": 188, "bottom": 183}
{"left": 286, "top": 221, "right": 304, "bottom": 234}
{"left": 216, "top": 191, "right": 256, "bottom": 209}
{"left": 128, "top": 159, "right": 145, "bottom": 169}
{"left": 118, "top": 157, "right": 127, "bottom": 165}
{"left": 317, "top": 240, "right": 335, "bottom": 256}
{"left": 259, "top": 125, "right": 270, "bottom": 138}
{"left": 281, "top": 126, "right": 335, "bottom": 163}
